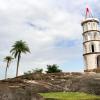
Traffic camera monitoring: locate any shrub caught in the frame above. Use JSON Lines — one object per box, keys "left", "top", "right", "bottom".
{"left": 46, "top": 64, "right": 62, "bottom": 73}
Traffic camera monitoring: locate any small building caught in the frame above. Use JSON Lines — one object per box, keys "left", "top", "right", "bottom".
{"left": 81, "top": 8, "right": 100, "bottom": 73}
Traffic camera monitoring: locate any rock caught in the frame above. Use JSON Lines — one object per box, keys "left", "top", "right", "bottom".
{"left": 1, "top": 73, "right": 100, "bottom": 96}
{"left": 0, "top": 84, "right": 44, "bottom": 100}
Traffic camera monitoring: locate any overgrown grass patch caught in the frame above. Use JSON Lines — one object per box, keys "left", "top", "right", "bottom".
{"left": 40, "top": 92, "right": 100, "bottom": 100}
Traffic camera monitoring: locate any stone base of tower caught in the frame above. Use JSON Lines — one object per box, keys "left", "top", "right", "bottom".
{"left": 84, "top": 68, "right": 100, "bottom": 73}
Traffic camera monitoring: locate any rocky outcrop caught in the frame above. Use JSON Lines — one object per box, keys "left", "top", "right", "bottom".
{"left": 0, "top": 84, "right": 44, "bottom": 100}
{"left": 0, "top": 72, "right": 100, "bottom": 97}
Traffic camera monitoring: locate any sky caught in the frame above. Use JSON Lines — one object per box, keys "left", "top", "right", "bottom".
{"left": 0, "top": 0, "right": 100, "bottom": 79}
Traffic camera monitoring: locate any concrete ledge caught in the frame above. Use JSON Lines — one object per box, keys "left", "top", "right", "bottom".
{"left": 84, "top": 68, "right": 100, "bottom": 73}
{"left": 83, "top": 40, "right": 100, "bottom": 44}
{"left": 82, "top": 30, "right": 100, "bottom": 35}
{"left": 83, "top": 52, "right": 100, "bottom": 56}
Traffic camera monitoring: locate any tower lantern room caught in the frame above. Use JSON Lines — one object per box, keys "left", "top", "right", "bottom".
{"left": 81, "top": 7, "right": 100, "bottom": 73}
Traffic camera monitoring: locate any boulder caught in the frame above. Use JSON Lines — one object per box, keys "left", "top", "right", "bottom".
{"left": 0, "top": 84, "right": 44, "bottom": 100}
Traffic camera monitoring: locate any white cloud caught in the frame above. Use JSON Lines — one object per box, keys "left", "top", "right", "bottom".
{"left": 0, "top": 0, "right": 99, "bottom": 79}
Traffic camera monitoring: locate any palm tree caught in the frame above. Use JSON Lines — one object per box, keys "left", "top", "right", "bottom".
{"left": 4, "top": 56, "right": 13, "bottom": 79}
{"left": 10, "top": 40, "right": 30, "bottom": 77}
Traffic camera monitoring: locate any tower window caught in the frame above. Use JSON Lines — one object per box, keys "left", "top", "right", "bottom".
{"left": 97, "top": 55, "right": 100, "bottom": 68}
{"left": 91, "top": 44, "right": 94, "bottom": 52}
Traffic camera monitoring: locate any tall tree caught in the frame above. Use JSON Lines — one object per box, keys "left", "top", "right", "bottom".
{"left": 10, "top": 40, "right": 30, "bottom": 77}
{"left": 4, "top": 56, "right": 13, "bottom": 79}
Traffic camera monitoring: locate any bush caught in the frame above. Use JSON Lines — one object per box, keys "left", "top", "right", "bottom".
{"left": 32, "top": 68, "right": 43, "bottom": 73}
{"left": 24, "top": 68, "right": 43, "bottom": 75}
{"left": 46, "top": 64, "right": 62, "bottom": 73}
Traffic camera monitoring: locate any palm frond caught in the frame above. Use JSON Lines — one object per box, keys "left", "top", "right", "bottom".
{"left": 4, "top": 56, "right": 14, "bottom": 62}
{"left": 10, "top": 40, "right": 30, "bottom": 56}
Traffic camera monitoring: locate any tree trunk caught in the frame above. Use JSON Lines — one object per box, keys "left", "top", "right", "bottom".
{"left": 16, "top": 52, "right": 21, "bottom": 77}
{"left": 5, "top": 61, "right": 9, "bottom": 79}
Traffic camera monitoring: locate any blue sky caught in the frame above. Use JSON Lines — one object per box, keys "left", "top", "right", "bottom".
{"left": 0, "top": 0, "right": 99, "bottom": 79}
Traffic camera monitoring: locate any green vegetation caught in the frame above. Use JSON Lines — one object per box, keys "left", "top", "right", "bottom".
{"left": 40, "top": 92, "right": 100, "bottom": 100}
{"left": 10, "top": 40, "right": 30, "bottom": 77}
{"left": 33, "top": 68, "right": 43, "bottom": 73}
{"left": 24, "top": 64, "right": 62, "bottom": 75}
{"left": 46, "top": 64, "right": 62, "bottom": 73}
{"left": 24, "top": 68, "right": 43, "bottom": 75}
{"left": 4, "top": 56, "right": 13, "bottom": 79}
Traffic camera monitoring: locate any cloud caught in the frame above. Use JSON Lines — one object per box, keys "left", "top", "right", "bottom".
{"left": 0, "top": 0, "right": 99, "bottom": 79}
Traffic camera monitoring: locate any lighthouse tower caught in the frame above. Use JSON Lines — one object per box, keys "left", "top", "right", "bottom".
{"left": 81, "top": 8, "right": 100, "bottom": 73}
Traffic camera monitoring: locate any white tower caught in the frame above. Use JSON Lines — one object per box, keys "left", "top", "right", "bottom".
{"left": 81, "top": 8, "right": 100, "bottom": 73}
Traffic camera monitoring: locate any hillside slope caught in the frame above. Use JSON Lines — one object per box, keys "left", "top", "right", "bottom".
{"left": 1, "top": 72, "right": 100, "bottom": 95}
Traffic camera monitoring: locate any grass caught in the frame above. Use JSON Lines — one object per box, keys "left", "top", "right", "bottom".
{"left": 40, "top": 92, "right": 100, "bottom": 100}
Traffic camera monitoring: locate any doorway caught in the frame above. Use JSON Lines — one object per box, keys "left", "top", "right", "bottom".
{"left": 97, "top": 55, "right": 100, "bottom": 68}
